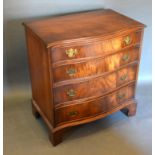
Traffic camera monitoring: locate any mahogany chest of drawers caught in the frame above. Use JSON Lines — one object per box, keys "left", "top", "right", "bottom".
{"left": 23, "top": 9, "right": 145, "bottom": 146}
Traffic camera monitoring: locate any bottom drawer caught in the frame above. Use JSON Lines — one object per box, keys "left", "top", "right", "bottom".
{"left": 55, "top": 84, "right": 135, "bottom": 125}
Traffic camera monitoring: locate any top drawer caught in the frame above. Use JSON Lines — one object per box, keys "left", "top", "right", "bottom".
{"left": 51, "top": 31, "right": 142, "bottom": 63}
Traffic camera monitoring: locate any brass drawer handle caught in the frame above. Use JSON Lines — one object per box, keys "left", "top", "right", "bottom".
{"left": 124, "top": 36, "right": 132, "bottom": 45}
{"left": 66, "top": 68, "right": 77, "bottom": 76}
{"left": 120, "top": 74, "right": 128, "bottom": 81}
{"left": 68, "top": 111, "right": 78, "bottom": 117}
{"left": 67, "top": 89, "right": 76, "bottom": 97}
{"left": 122, "top": 54, "right": 129, "bottom": 62}
{"left": 117, "top": 93, "right": 126, "bottom": 99}
{"left": 65, "top": 48, "right": 78, "bottom": 58}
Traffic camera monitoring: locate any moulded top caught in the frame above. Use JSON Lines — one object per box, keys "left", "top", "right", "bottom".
{"left": 23, "top": 9, "right": 145, "bottom": 47}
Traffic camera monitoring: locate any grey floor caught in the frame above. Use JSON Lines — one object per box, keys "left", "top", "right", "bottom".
{"left": 4, "top": 82, "right": 152, "bottom": 155}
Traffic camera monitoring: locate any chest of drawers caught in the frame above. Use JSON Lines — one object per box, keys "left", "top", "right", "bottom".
{"left": 23, "top": 9, "right": 145, "bottom": 146}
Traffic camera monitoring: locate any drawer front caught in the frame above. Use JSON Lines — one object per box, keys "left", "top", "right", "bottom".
{"left": 53, "top": 46, "right": 139, "bottom": 82}
{"left": 55, "top": 84, "right": 135, "bottom": 124}
{"left": 53, "top": 64, "right": 137, "bottom": 104}
{"left": 51, "top": 31, "right": 141, "bottom": 63}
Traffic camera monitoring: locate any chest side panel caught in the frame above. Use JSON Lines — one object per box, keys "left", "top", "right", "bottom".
{"left": 25, "top": 28, "right": 54, "bottom": 125}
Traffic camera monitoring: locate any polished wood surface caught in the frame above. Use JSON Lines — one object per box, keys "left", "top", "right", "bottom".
{"left": 23, "top": 9, "right": 144, "bottom": 46}
{"left": 51, "top": 31, "right": 141, "bottom": 63}
{"left": 25, "top": 29, "right": 54, "bottom": 124}
{"left": 55, "top": 83, "right": 135, "bottom": 125}
{"left": 53, "top": 46, "right": 139, "bottom": 82}
{"left": 53, "top": 64, "right": 137, "bottom": 104}
{"left": 23, "top": 9, "right": 145, "bottom": 146}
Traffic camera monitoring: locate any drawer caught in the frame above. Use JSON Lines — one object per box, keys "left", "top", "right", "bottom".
{"left": 55, "top": 84, "right": 135, "bottom": 124}
{"left": 53, "top": 64, "right": 137, "bottom": 104}
{"left": 51, "top": 31, "right": 142, "bottom": 63}
{"left": 53, "top": 46, "right": 139, "bottom": 83}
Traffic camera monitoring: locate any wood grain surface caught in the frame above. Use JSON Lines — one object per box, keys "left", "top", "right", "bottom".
{"left": 53, "top": 46, "right": 139, "bottom": 82}
{"left": 51, "top": 31, "right": 141, "bottom": 63}
{"left": 23, "top": 9, "right": 145, "bottom": 46}
{"left": 53, "top": 64, "right": 138, "bottom": 104}
{"left": 55, "top": 83, "right": 135, "bottom": 125}
{"left": 23, "top": 9, "right": 145, "bottom": 145}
